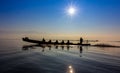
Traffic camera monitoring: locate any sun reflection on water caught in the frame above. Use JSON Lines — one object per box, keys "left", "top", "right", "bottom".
{"left": 67, "top": 65, "right": 75, "bottom": 73}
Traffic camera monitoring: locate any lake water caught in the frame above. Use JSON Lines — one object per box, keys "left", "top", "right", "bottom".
{"left": 0, "top": 39, "right": 120, "bottom": 73}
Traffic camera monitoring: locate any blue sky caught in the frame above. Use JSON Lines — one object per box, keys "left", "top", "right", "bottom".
{"left": 0, "top": 0, "right": 120, "bottom": 40}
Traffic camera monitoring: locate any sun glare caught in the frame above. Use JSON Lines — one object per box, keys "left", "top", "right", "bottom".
{"left": 68, "top": 7, "right": 76, "bottom": 15}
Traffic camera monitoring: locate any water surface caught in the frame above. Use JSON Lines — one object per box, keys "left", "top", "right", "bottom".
{"left": 0, "top": 39, "right": 120, "bottom": 73}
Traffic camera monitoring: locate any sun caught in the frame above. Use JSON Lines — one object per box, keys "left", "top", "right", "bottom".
{"left": 68, "top": 7, "right": 76, "bottom": 16}
{"left": 64, "top": 2, "right": 78, "bottom": 17}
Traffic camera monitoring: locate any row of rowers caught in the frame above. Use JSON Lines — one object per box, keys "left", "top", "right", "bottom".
{"left": 41, "top": 37, "right": 83, "bottom": 44}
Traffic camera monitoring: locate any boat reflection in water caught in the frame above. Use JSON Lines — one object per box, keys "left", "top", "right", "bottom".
{"left": 22, "top": 44, "right": 85, "bottom": 73}
{"left": 79, "top": 46, "right": 83, "bottom": 57}
{"left": 22, "top": 44, "right": 84, "bottom": 57}
{"left": 22, "top": 44, "right": 74, "bottom": 51}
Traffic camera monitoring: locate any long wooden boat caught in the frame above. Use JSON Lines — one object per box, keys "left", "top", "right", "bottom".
{"left": 22, "top": 37, "right": 91, "bottom": 46}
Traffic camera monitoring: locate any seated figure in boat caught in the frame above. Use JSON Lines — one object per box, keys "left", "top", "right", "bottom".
{"left": 55, "top": 40, "right": 59, "bottom": 44}
{"left": 23, "top": 37, "right": 29, "bottom": 40}
{"left": 48, "top": 40, "right": 52, "bottom": 44}
{"left": 61, "top": 40, "right": 64, "bottom": 44}
{"left": 66, "top": 40, "right": 70, "bottom": 45}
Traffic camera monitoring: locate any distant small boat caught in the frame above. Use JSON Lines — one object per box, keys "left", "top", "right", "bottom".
{"left": 22, "top": 37, "right": 91, "bottom": 46}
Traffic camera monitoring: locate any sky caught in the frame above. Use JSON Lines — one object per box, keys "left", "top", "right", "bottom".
{"left": 0, "top": 0, "right": 120, "bottom": 41}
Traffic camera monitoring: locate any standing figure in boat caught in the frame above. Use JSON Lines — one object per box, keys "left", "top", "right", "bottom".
{"left": 42, "top": 38, "right": 46, "bottom": 43}
{"left": 80, "top": 37, "right": 83, "bottom": 44}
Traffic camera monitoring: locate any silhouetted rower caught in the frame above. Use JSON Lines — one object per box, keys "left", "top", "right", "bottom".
{"left": 25, "top": 37, "right": 29, "bottom": 40}
{"left": 66, "top": 40, "right": 70, "bottom": 44}
{"left": 80, "top": 37, "right": 83, "bottom": 44}
{"left": 55, "top": 40, "right": 58, "bottom": 44}
{"left": 42, "top": 38, "right": 45, "bottom": 43}
{"left": 48, "top": 40, "right": 52, "bottom": 44}
{"left": 61, "top": 40, "right": 64, "bottom": 44}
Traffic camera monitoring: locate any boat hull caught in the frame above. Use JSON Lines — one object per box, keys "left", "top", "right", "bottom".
{"left": 22, "top": 38, "right": 91, "bottom": 46}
